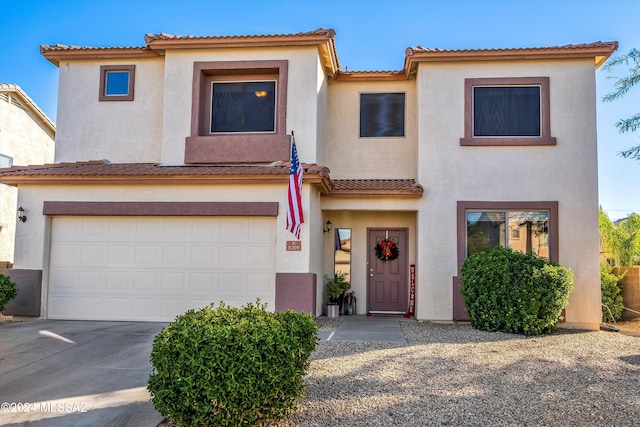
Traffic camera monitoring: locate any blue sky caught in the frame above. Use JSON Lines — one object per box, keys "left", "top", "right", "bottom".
{"left": 1, "top": 0, "right": 638, "bottom": 219}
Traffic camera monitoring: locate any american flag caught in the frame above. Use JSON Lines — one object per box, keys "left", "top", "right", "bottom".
{"left": 286, "top": 135, "right": 304, "bottom": 239}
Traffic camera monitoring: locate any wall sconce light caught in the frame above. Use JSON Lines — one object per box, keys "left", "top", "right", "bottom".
{"left": 17, "top": 206, "right": 27, "bottom": 223}
{"left": 323, "top": 220, "right": 332, "bottom": 233}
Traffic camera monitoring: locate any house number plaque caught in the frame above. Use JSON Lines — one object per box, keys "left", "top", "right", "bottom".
{"left": 286, "top": 241, "right": 302, "bottom": 251}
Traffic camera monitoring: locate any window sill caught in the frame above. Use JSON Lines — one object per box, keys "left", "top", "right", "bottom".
{"left": 460, "top": 136, "right": 557, "bottom": 146}
{"left": 185, "top": 134, "right": 290, "bottom": 164}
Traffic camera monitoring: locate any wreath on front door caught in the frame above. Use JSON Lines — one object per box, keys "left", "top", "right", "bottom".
{"left": 375, "top": 238, "right": 399, "bottom": 262}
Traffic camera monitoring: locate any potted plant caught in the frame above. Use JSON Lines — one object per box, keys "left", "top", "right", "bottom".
{"left": 325, "top": 273, "right": 350, "bottom": 318}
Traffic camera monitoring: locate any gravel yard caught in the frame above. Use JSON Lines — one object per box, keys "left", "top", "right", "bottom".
{"left": 272, "top": 319, "right": 640, "bottom": 427}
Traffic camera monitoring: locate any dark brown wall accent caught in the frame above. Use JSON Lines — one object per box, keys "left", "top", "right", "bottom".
{"left": 275, "top": 273, "right": 317, "bottom": 315}
{"left": 453, "top": 201, "right": 559, "bottom": 321}
{"left": 43, "top": 201, "right": 279, "bottom": 216}
{"left": 460, "top": 77, "right": 556, "bottom": 146}
{"left": 186, "top": 60, "right": 289, "bottom": 163}
{"left": 3, "top": 269, "right": 42, "bottom": 317}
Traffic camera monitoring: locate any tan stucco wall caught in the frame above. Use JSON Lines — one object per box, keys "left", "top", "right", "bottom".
{"left": 324, "top": 80, "right": 417, "bottom": 179}
{"left": 416, "top": 59, "right": 601, "bottom": 329}
{"left": 55, "top": 58, "right": 165, "bottom": 163}
{"left": 0, "top": 92, "right": 55, "bottom": 262}
{"left": 159, "top": 46, "right": 325, "bottom": 165}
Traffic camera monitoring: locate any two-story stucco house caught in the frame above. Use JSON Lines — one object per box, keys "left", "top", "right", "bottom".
{"left": 0, "top": 29, "right": 617, "bottom": 330}
{"left": 0, "top": 84, "right": 55, "bottom": 268}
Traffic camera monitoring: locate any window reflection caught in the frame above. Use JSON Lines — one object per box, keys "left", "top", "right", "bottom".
{"left": 334, "top": 228, "right": 351, "bottom": 282}
{"left": 466, "top": 210, "right": 549, "bottom": 259}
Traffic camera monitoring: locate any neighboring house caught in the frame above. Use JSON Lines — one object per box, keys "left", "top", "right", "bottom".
{"left": 0, "top": 84, "right": 55, "bottom": 265}
{"left": 0, "top": 29, "right": 617, "bottom": 330}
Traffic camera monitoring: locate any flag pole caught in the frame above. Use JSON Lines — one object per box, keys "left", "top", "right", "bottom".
{"left": 290, "top": 130, "right": 294, "bottom": 159}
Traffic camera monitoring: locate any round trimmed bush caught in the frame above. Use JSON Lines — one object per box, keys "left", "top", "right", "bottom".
{"left": 0, "top": 274, "right": 17, "bottom": 313}
{"left": 147, "top": 300, "right": 318, "bottom": 427}
{"left": 461, "top": 246, "right": 574, "bottom": 335}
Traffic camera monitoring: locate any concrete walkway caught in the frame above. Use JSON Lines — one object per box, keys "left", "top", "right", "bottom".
{"left": 326, "top": 315, "right": 410, "bottom": 344}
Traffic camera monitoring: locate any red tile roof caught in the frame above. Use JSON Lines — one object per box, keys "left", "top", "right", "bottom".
{"left": 39, "top": 29, "right": 616, "bottom": 77}
{"left": 331, "top": 179, "right": 423, "bottom": 197}
{"left": 0, "top": 160, "right": 424, "bottom": 198}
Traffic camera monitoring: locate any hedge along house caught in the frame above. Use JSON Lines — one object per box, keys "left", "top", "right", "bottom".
{"left": 0, "top": 29, "right": 616, "bottom": 330}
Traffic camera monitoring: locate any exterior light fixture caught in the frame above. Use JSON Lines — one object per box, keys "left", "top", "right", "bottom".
{"left": 323, "top": 220, "right": 332, "bottom": 233}
{"left": 17, "top": 206, "right": 27, "bottom": 223}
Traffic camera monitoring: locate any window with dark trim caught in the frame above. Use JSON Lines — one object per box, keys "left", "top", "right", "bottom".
{"left": 210, "top": 81, "right": 276, "bottom": 133}
{"left": 99, "top": 65, "right": 135, "bottom": 101}
{"left": 460, "top": 77, "right": 556, "bottom": 146}
{"left": 359, "top": 92, "right": 405, "bottom": 137}
{"left": 456, "top": 201, "right": 559, "bottom": 269}
{"left": 185, "top": 60, "right": 289, "bottom": 163}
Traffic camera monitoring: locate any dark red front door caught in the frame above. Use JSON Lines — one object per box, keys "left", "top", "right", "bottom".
{"left": 367, "top": 228, "right": 407, "bottom": 313}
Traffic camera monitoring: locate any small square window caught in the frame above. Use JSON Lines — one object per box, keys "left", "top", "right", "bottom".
{"left": 360, "top": 93, "right": 405, "bottom": 137}
{"left": 105, "top": 71, "right": 130, "bottom": 96}
{"left": 0, "top": 154, "right": 13, "bottom": 168}
{"left": 99, "top": 65, "right": 135, "bottom": 101}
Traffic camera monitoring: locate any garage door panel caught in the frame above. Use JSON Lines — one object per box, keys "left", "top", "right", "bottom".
{"left": 219, "top": 245, "right": 247, "bottom": 267}
{"left": 80, "top": 244, "right": 107, "bottom": 266}
{"left": 161, "top": 272, "right": 188, "bottom": 292}
{"left": 78, "top": 271, "right": 106, "bottom": 291}
{"left": 190, "top": 272, "right": 218, "bottom": 291}
{"left": 48, "top": 217, "right": 276, "bottom": 321}
{"left": 163, "top": 245, "right": 188, "bottom": 265}
{"left": 135, "top": 219, "right": 164, "bottom": 241}
{"left": 190, "top": 246, "right": 219, "bottom": 266}
{"left": 219, "top": 272, "right": 246, "bottom": 294}
{"left": 107, "top": 245, "right": 134, "bottom": 265}
{"left": 133, "top": 271, "right": 161, "bottom": 291}
{"left": 135, "top": 246, "right": 162, "bottom": 266}
{"left": 81, "top": 220, "right": 109, "bottom": 240}
{"left": 107, "top": 271, "right": 133, "bottom": 290}
{"left": 107, "top": 219, "right": 137, "bottom": 240}
{"left": 50, "top": 244, "right": 80, "bottom": 266}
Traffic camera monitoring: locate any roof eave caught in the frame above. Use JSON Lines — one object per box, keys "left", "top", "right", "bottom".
{"left": 405, "top": 43, "right": 619, "bottom": 70}
{"left": 40, "top": 46, "right": 159, "bottom": 66}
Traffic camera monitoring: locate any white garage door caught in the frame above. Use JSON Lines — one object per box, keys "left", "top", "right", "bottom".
{"left": 48, "top": 216, "right": 276, "bottom": 321}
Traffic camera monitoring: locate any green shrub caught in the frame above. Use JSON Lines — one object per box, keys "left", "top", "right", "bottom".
{"left": 601, "top": 264, "right": 625, "bottom": 321}
{"left": 147, "top": 300, "right": 318, "bottom": 427}
{"left": 461, "top": 246, "right": 574, "bottom": 335}
{"left": 0, "top": 274, "right": 17, "bottom": 313}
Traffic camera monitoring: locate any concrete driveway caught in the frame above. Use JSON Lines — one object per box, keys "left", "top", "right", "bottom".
{"left": 0, "top": 320, "right": 167, "bottom": 426}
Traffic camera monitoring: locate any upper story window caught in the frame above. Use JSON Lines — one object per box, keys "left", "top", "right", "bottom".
{"left": 460, "top": 77, "right": 556, "bottom": 146}
{"left": 210, "top": 81, "right": 276, "bottom": 133}
{"left": 186, "top": 60, "right": 290, "bottom": 163}
{"left": 0, "top": 154, "right": 13, "bottom": 168}
{"left": 359, "top": 92, "right": 405, "bottom": 138}
{"left": 99, "top": 65, "right": 135, "bottom": 101}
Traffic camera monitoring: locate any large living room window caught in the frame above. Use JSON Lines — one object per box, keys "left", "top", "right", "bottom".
{"left": 359, "top": 92, "right": 405, "bottom": 137}
{"left": 186, "top": 60, "right": 289, "bottom": 163}
{"left": 457, "top": 201, "right": 558, "bottom": 266}
{"left": 466, "top": 210, "right": 550, "bottom": 259}
{"left": 460, "top": 77, "right": 556, "bottom": 146}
